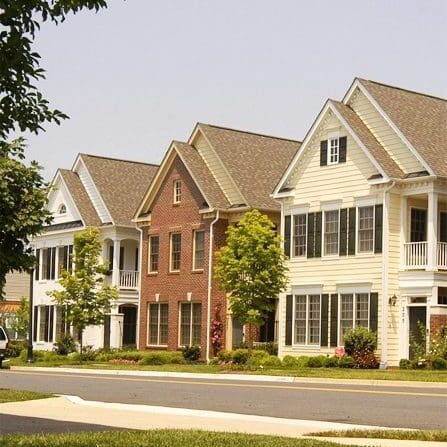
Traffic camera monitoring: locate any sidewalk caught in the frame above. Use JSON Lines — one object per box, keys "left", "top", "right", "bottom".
{"left": 11, "top": 365, "right": 447, "bottom": 389}
{"left": 0, "top": 395, "right": 444, "bottom": 447}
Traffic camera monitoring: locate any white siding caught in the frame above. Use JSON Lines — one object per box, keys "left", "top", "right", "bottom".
{"left": 47, "top": 177, "right": 82, "bottom": 224}
{"left": 4, "top": 272, "right": 29, "bottom": 301}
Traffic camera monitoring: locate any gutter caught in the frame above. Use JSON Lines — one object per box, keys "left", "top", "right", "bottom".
{"left": 206, "top": 210, "right": 220, "bottom": 363}
{"left": 135, "top": 226, "right": 144, "bottom": 350}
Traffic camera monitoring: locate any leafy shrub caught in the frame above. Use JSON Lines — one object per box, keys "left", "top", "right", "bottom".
{"left": 282, "top": 355, "right": 299, "bottom": 368}
{"left": 344, "top": 327, "right": 378, "bottom": 369}
{"left": 431, "top": 357, "right": 447, "bottom": 370}
{"left": 254, "top": 342, "right": 278, "bottom": 356}
{"left": 70, "top": 345, "right": 96, "bottom": 362}
{"left": 307, "top": 355, "right": 326, "bottom": 368}
{"left": 53, "top": 335, "right": 76, "bottom": 355}
{"left": 5, "top": 340, "right": 27, "bottom": 358}
{"left": 139, "top": 351, "right": 185, "bottom": 365}
{"left": 338, "top": 355, "right": 355, "bottom": 368}
{"left": 182, "top": 345, "right": 201, "bottom": 363}
{"left": 324, "top": 356, "right": 339, "bottom": 368}
{"left": 428, "top": 325, "right": 447, "bottom": 361}
{"left": 262, "top": 355, "right": 282, "bottom": 368}
{"left": 296, "top": 356, "right": 311, "bottom": 368}
{"left": 232, "top": 349, "right": 249, "bottom": 365}
{"left": 399, "top": 358, "right": 411, "bottom": 369}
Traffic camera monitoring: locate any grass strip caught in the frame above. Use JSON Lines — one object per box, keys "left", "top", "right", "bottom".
{"left": 0, "top": 388, "right": 53, "bottom": 403}
{"left": 310, "top": 429, "right": 447, "bottom": 442}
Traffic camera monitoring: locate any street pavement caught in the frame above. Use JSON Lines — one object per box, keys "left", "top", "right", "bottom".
{"left": 1, "top": 368, "right": 446, "bottom": 429}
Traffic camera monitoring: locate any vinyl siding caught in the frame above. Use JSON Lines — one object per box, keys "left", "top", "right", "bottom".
{"left": 349, "top": 88, "right": 423, "bottom": 175}
{"left": 4, "top": 272, "right": 29, "bottom": 301}
{"left": 194, "top": 132, "right": 245, "bottom": 206}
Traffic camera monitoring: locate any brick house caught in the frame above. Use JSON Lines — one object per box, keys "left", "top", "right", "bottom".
{"left": 134, "top": 123, "right": 299, "bottom": 360}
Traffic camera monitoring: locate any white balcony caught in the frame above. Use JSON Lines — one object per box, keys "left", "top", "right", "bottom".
{"left": 438, "top": 242, "right": 447, "bottom": 270}
{"left": 404, "top": 242, "right": 447, "bottom": 270}
{"left": 119, "top": 270, "right": 139, "bottom": 289}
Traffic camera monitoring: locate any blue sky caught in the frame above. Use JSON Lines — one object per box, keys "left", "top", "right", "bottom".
{"left": 26, "top": 0, "right": 447, "bottom": 178}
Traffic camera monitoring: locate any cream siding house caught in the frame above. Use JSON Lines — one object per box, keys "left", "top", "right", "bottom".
{"left": 31, "top": 154, "right": 158, "bottom": 351}
{"left": 274, "top": 78, "right": 447, "bottom": 367}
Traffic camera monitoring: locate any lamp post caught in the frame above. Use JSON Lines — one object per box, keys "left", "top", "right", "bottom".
{"left": 26, "top": 268, "right": 34, "bottom": 363}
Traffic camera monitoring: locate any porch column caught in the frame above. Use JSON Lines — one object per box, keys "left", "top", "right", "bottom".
{"left": 112, "top": 239, "right": 121, "bottom": 287}
{"left": 400, "top": 196, "right": 407, "bottom": 269}
{"left": 427, "top": 191, "right": 438, "bottom": 271}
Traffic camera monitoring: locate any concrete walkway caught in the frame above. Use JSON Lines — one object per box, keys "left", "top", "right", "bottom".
{"left": 0, "top": 396, "right": 445, "bottom": 447}
{"left": 11, "top": 365, "right": 447, "bottom": 389}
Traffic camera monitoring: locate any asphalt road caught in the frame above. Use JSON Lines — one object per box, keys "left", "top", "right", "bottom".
{"left": 1, "top": 370, "right": 446, "bottom": 430}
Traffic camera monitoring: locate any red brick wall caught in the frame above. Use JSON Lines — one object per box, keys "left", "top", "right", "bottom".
{"left": 139, "top": 155, "right": 227, "bottom": 358}
{"left": 430, "top": 314, "right": 447, "bottom": 337}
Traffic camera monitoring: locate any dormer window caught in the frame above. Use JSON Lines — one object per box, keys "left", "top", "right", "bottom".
{"left": 173, "top": 180, "right": 182, "bottom": 204}
{"left": 320, "top": 136, "right": 347, "bottom": 166}
{"left": 58, "top": 204, "right": 67, "bottom": 215}
{"left": 328, "top": 138, "right": 339, "bottom": 165}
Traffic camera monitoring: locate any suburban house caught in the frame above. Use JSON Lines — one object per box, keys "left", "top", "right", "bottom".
{"left": 0, "top": 272, "right": 29, "bottom": 339}
{"left": 134, "top": 123, "right": 299, "bottom": 360}
{"left": 31, "top": 154, "right": 158, "bottom": 350}
{"left": 273, "top": 78, "right": 447, "bottom": 366}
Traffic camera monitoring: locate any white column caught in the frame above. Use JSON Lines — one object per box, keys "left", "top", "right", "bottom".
{"left": 109, "top": 306, "right": 124, "bottom": 349}
{"left": 400, "top": 196, "right": 407, "bottom": 269}
{"left": 112, "top": 239, "right": 121, "bottom": 287}
{"left": 427, "top": 191, "right": 438, "bottom": 271}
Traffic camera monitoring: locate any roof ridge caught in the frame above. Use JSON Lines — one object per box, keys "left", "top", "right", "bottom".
{"left": 199, "top": 122, "right": 302, "bottom": 144}
{"left": 80, "top": 153, "right": 160, "bottom": 167}
{"left": 359, "top": 78, "right": 447, "bottom": 103}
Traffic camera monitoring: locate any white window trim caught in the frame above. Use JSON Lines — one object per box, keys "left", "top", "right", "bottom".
{"left": 338, "top": 293, "right": 370, "bottom": 346}
{"left": 356, "top": 205, "right": 375, "bottom": 254}
{"left": 173, "top": 180, "right": 182, "bottom": 204}
{"left": 147, "top": 303, "right": 168, "bottom": 347}
{"left": 192, "top": 230, "right": 205, "bottom": 271}
{"left": 323, "top": 209, "right": 340, "bottom": 258}
{"left": 292, "top": 293, "right": 322, "bottom": 347}
{"left": 178, "top": 302, "right": 201, "bottom": 347}
{"left": 169, "top": 232, "right": 181, "bottom": 272}
{"left": 148, "top": 235, "right": 159, "bottom": 274}
{"left": 328, "top": 137, "right": 340, "bottom": 165}
{"left": 36, "top": 305, "right": 55, "bottom": 343}
{"left": 292, "top": 213, "right": 307, "bottom": 259}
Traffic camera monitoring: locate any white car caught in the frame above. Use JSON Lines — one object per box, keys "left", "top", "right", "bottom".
{"left": 0, "top": 326, "right": 8, "bottom": 362}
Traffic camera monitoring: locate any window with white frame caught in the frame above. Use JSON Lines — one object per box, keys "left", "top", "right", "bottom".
{"left": 57, "top": 245, "right": 73, "bottom": 277}
{"left": 358, "top": 206, "right": 374, "bottom": 253}
{"left": 339, "top": 293, "right": 369, "bottom": 344}
{"left": 148, "top": 235, "right": 159, "bottom": 273}
{"left": 170, "top": 233, "right": 181, "bottom": 271}
{"left": 58, "top": 204, "right": 67, "bottom": 215}
{"left": 324, "top": 210, "right": 339, "bottom": 255}
{"left": 328, "top": 138, "right": 339, "bottom": 164}
{"left": 293, "top": 214, "right": 307, "bottom": 257}
{"left": 193, "top": 230, "right": 205, "bottom": 270}
{"left": 38, "top": 305, "right": 55, "bottom": 342}
{"left": 180, "top": 302, "right": 201, "bottom": 346}
{"left": 294, "top": 294, "right": 321, "bottom": 345}
{"left": 148, "top": 303, "right": 168, "bottom": 345}
{"left": 41, "top": 247, "right": 56, "bottom": 280}
{"left": 173, "top": 180, "right": 182, "bottom": 204}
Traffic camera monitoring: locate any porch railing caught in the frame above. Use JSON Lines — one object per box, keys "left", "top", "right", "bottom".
{"left": 119, "top": 270, "right": 139, "bottom": 289}
{"left": 404, "top": 242, "right": 427, "bottom": 269}
{"left": 438, "top": 242, "right": 447, "bottom": 269}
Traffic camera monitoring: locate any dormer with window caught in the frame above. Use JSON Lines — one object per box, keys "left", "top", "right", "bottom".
{"left": 320, "top": 135, "right": 347, "bottom": 167}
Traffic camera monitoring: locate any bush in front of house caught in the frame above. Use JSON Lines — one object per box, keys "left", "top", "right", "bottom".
{"left": 139, "top": 351, "right": 186, "bottom": 365}
{"left": 53, "top": 334, "right": 77, "bottom": 355}
{"left": 5, "top": 340, "right": 27, "bottom": 358}
{"left": 399, "top": 358, "right": 411, "bottom": 369}
{"left": 338, "top": 355, "right": 355, "bottom": 368}
{"left": 343, "top": 327, "right": 379, "bottom": 369}
{"left": 181, "top": 345, "right": 201, "bottom": 363}
{"left": 307, "top": 355, "right": 327, "bottom": 368}
{"left": 431, "top": 357, "right": 447, "bottom": 370}
{"left": 323, "top": 356, "right": 340, "bottom": 368}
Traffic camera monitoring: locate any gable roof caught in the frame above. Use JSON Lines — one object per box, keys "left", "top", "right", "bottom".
{"left": 198, "top": 124, "right": 300, "bottom": 210}
{"left": 59, "top": 169, "right": 102, "bottom": 226}
{"left": 358, "top": 79, "right": 447, "bottom": 177}
{"left": 80, "top": 154, "right": 159, "bottom": 226}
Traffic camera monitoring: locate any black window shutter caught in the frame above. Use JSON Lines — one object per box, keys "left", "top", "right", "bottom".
{"left": 339, "top": 208, "right": 348, "bottom": 256}
{"left": 339, "top": 136, "right": 347, "bottom": 163}
{"left": 369, "top": 293, "right": 379, "bottom": 333}
{"left": 330, "top": 294, "right": 338, "bottom": 347}
{"left": 374, "top": 204, "right": 383, "bottom": 254}
{"left": 441, "top": 212, "right": 447, "bottom": 243}
{"left": 348, "top": 207, "right": 356, "bottom": 255}
{"left": 33, "top": 306, "right": 38, "bottom": 341}
{"left": 320, "top": 294, "right": 329, "bottom": 347}
{"left": 35, "top": 249, "right": 40, "bottom": 280}
{"left": 284, "top": 215, "right": 291, "bottom": 258}
{"left": 285, "top": 295, "right": 293, "bottom": 346}
{"left": 119, "top": 246, "right": 125, "bottom": 270}
{"left": 307, "top": 213, "right": 315, "bottom": 258}
{"left": 320, "top": 140, "right": 328, "bottom": 166}
{"left": 314, "top": 211, "right": 322, "bottom": 258}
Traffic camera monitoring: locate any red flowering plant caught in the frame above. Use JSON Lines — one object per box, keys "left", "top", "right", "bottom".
{"left": 211, "top": 303, "right": 223, "bottom": 356}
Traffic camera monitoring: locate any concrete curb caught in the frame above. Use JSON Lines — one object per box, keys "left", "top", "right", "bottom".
{"left": 10, "top": 366, "right": 447, "bottom": 389}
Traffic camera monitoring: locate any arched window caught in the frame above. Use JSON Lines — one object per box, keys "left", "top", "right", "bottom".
{"left": 58, "top": 204, "right": 67, "bottom": 215}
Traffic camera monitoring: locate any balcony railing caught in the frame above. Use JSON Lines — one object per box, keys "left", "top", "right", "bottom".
{"left": 119, "top": 270, "right": 139, "bottom": 289}
{"left": 404, "top": 242, "right": 447, "bottom": 270}
{"left": 438, "top": 242, "right": 447, "bottom": 270}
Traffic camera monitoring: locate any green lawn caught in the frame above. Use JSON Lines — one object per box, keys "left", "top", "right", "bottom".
{"left": 0, "top": 430, "right": 362, "bottom": 447}
{"left": 311, "top": 429, "right": 447, "bottom": 442}
{"left": 0, "top": 388, "right": 53, "bottom": 403}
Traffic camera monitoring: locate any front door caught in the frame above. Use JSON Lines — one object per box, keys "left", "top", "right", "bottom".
{"left": 120, "top": 305, "right": 137, "bottom": 347}
{"left": 408, "top": 306, "right": 427, "bottom": 360}
{"left": 259, "top": 299, "right": 277, "bottom": 343}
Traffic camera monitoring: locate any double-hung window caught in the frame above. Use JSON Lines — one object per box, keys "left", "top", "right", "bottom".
{"left": 339, "top": 293, "right": 369, "bottom": 344}
{"left": 358, "top": 206, "right": 374, "bottom": 253}
{"left": 57, "top": 245, "right": 73, "bottom": 277}
{"left": 38, "top": 305, "right": 55, "bottom": 342}
{"left": 193, "top": 231, "right": 205, "bottom": 270}
{"left": 173, "top": 180, "right": 182, "bottom": 204}
{"left": 324, "top": 210, "right": 339, "bottom": 256}
{"left": 148, "top": 303, "right": 168, "bottom": 345}
{"left": 148, "top": 235, "right": 159, "bottom": 273}
{"left": 41, "top": 247, "right": 56, "bottom": 280}
{"left": 294, "top": 294, "right": 321, "bottom": 345}
{"left": 170, "top": 233, "right": 181, "bottom": 272}
{"left": 328, "top": 138, "right": 339, "bottom": 164}
{"left": 293, "top": 214, "right": 307, "bottom": 257}
{"left": 180, "top": 302, "right": 201, "bottom": 346}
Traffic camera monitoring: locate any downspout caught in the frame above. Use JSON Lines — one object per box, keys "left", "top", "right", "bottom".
{"left": 136, "top": 226, "right": 144, "bottom": 350}
{"left": 206, "top": 209, "right": 220, "bottom": 363}
{"left": 380, "top": 180, "right": 395, "bottom": 369}
{"left": 277, "top": 200, "right": 285, "bottom": 359}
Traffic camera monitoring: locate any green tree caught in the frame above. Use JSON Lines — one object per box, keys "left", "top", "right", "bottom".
{"left": 0, "top": 1, "right": 108, "bottom": 296}
{"left": 214, "top": 209, "right": 288, "bottom": 353}
{"left": 48, "top": 228, "right": 118, "bottom": 358}
{"left": 11, "top": 297, "right": 30, "bottom": 338}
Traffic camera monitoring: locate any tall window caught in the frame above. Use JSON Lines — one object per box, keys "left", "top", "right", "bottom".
{"left": 294, "top": 294, "right": 321, "bottom": 345}
{"left": 148, "top": 303, "right": 168, "bottom": 345}
{"left": 358, "top": 206, "right": 374, "bottom": 253}
{"left": 41, "top": 247, "right": 56, "bottom": 280}
{"left": 148, "top": 235, "right": 159, "bottom": 273}
{"left": 55, "top": 306, "right": 69, "bottom": 340}
{"left": 57, "top": 245, "right": 73, "bottom": 277}
{"left": 328, "top": 138, "right": 339, "bottom": 164}
{"left": 180, "top": 302, "right": 201, "bottom": 346}
{"left": 170, "top": 233, "right": 181, "bottom": 271}
{"left": 173, "top": 180, "right": 182, "bottom": 204}
{"left": 193, "top": 231, "right": 205, "bottom": 270}
{"left": 293, "top": 214, "right": 307, "bottom": 257}
{"left": 324, "top": 210, "right": 339, "bottom": 256}
{"left": 38, "top": 305, "right": 54, "bottom": 342}
{"left": 340, "top": 293, "right": 369, "bottom": 344}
